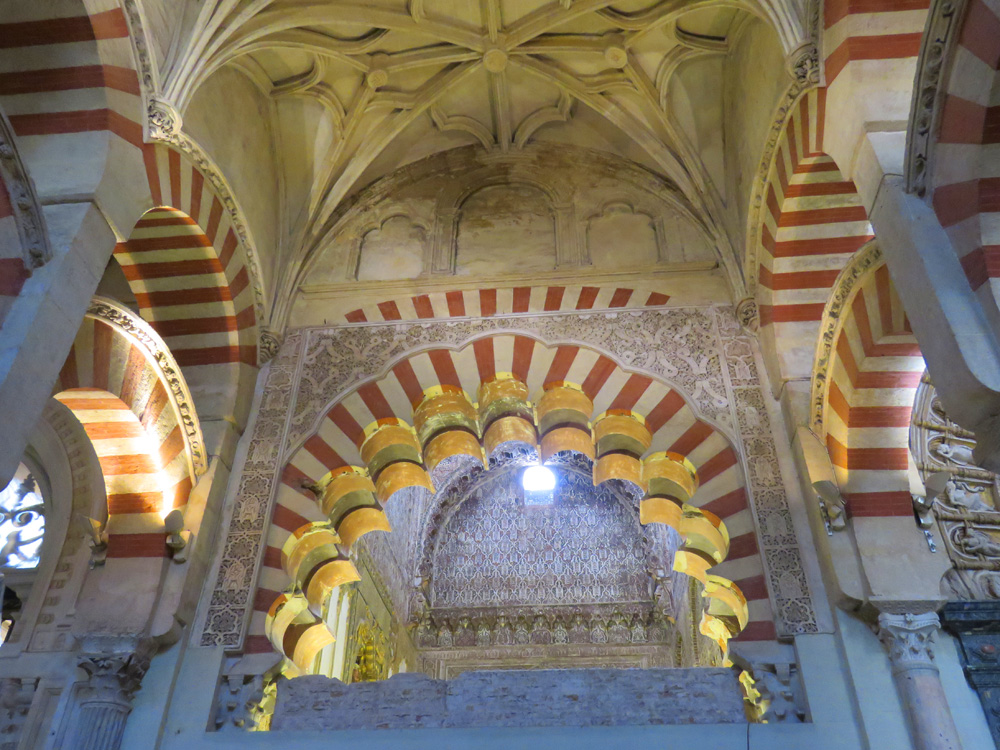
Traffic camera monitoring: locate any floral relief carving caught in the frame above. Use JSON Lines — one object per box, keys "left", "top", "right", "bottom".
{"left": 199, "top": 307, "right": 818, "bottom": 648}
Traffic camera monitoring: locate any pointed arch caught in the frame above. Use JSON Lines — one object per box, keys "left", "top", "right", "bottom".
{"left": 927, "top": 0, "right": 1000, "bottom": 319}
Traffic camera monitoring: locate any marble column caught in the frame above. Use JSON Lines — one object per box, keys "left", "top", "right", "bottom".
{"left": 878, "top": 612, "right": 963, "bottom": 750}
{"left": 68, "top": 650, "right": 150, "bottom": 750}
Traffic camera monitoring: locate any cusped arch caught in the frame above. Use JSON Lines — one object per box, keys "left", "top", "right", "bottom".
{"left": 247, "top": 333, "right": 776, "bottom": 660}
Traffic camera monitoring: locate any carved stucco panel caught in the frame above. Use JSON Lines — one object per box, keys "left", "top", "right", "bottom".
{"left": 199, "top": 307, "right": 817, "bottom": 648}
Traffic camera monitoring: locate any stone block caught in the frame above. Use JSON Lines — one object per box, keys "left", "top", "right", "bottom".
{"left": 271, "top": 668, "right": 746, "bottom": 731}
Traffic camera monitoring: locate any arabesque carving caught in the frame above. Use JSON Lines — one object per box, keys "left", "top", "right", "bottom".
{"left": 199, "top": 307, "right": 817, "bottom": 649}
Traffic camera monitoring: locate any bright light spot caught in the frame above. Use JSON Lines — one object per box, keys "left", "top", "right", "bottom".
{"left": 522, "top": 465, "right": 556, "bottom": 492}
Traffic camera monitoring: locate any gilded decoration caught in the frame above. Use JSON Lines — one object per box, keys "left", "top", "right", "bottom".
{"left": 198, "top": 307, "right": 817, "bottom": 649}
{"left": 910, "top": 375, "right": 1000, "bottom": 599}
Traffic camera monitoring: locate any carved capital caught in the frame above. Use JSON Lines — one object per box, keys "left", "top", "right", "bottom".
{"left": 77, "top": 646, "right": 152, "bottom": 706}
{"left": 735, "top": 297, "right": 759, "bottom": 333}
{"left": 786, "top": 42, "right": 819, "bottom": 86}
{"left": 878, "top": 612, "right": 941, "bottom": 672}
{"left": 259, "top": 330, "right": 283, "bottom": 365}
{"left": 147, "top": 97, "right": 182, "bottom": 141}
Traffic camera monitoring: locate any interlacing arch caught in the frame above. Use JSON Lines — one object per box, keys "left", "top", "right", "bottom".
{"left": 54, "top": 298, "right": 206, "bottom": 559}
{"left": 254, "top": 334, "right": 778, "bottom": 673}
{"left": 814, "top": 245, "right": 924, "bottom": 519}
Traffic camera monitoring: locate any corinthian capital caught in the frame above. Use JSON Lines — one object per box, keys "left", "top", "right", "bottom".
{"left": 77, "top": 643, "right": 153, "bottom": 705}
{"left": 877, "top": 612, "right": 941, "bottom": 672}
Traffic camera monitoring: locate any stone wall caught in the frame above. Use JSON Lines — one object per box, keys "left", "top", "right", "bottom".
{"left": 271, "top": 668, "right": 746, "bottom": 730}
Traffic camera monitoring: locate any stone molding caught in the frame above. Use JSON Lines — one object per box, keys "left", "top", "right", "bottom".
{"left": 877, "top": 612, "right": 941, "bottom": 673}
{"left": 809, "top": 242, "right": 882, "bottom": 432}
{"left": 0, "top": 107, "right": 51, "bottom": 271}
{"left": 904, "top": 0, "right": 968, "bottom": 196}
{"left": 87, "top": 297, "right": 207, "bottom": 476}
{"left": 120, "top": 0, "right": 158, "bottom": 106}
{"left": 197, "top": 307, "right": 818, "bottom": 649}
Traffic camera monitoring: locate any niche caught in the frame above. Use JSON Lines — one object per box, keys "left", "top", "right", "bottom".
{"left": 455, "top": 184, "right": 556, "bottom": 276}
{"left": 586, "top": 203, "right": 659, "bottom": 268}
{"left": 357, "top": 216, "right": 426, "bottom": 281}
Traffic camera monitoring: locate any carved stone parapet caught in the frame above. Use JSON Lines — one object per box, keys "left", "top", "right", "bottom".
{"left": 732, "top": 647, "right": 806, "bottom": 723}
{"left": 942, "top": 601, "right": 1000, "bottom": 748}
{"left": 878, "top": 612, "right": 941, "bottom": 673}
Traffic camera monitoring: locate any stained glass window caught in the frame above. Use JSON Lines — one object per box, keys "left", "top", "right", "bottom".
{"left": 0, "top": 466, "right": 45, "bottom": 569}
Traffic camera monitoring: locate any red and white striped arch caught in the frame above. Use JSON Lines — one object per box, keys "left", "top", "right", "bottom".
{"left": 243, "top": 334, "right": 777, "bottom": 654}
{"left": 821, "top": 0, "right": 929, "bottom": 189}
{"left": 928, "top": 0, "right": 1000, "bottom": 319}
{"left": 54, "top": 308, "right": 204, "bottom": 559}
{"left": 756, "top": 88, "right": 874, "bottom": 381}
{"left": 0, "top": 1, "right": 148, "bottom": 228}
{"left": 820, "top": 257, "right": 924, "bottom": 517}
{"left": 342, "top": 287, "right": 671, "bottom": 324}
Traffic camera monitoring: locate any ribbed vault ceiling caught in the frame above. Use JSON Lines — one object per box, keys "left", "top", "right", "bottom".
{"left": 159, "top": 0, "right": 805, "bottom": 311}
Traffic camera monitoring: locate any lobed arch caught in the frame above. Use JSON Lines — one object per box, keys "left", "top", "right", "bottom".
{"left": 247, "top": 332, "right": 777, "bottom": 661}
{"left": 54, "top": 297, "right": 206, "bottom": 559}
{"left": 751, "top": 87, "right": 874, "bottom": 388}
{"left": 813, "top": 244, "right": 924, "bottom": 517}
